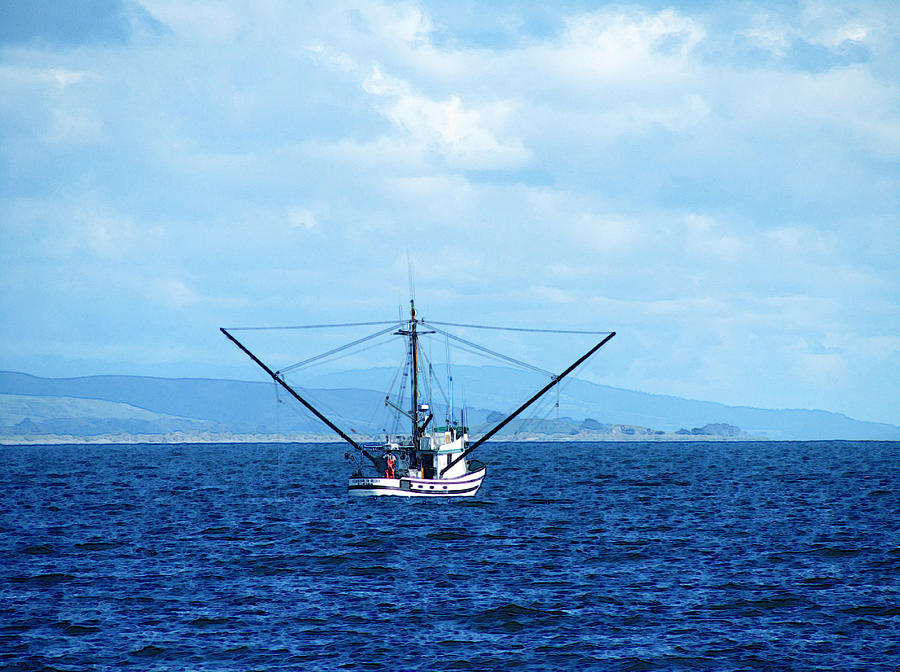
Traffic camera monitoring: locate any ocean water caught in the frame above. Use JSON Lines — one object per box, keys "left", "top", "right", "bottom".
{"left": 1, "top": 441, "right": 898, "bottom": 671}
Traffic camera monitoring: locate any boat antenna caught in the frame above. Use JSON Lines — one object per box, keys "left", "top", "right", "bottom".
{"left": 406, "top": 255, "right": 420, "bottom": 442}
{"left": 446, "top": 334, "right": 453, "bottom": 425}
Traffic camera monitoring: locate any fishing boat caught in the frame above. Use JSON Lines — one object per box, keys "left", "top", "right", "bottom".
{"left": 221, "top": 299, "right": 614, "bottom": 497}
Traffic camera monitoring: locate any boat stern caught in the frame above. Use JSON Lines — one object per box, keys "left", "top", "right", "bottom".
{"left": 348, "top": 476, "right": 403, "bottom": 496}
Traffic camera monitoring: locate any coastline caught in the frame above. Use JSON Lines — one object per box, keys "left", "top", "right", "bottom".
{"left": 0, "top": 431, "right": 769, "bottom": 445}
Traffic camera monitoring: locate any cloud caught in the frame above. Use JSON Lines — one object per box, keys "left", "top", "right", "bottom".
{"left": 288, "top": 208, "right": 320, "bottom": 232}
{"left": 528, "top": 285, "right": 577, "bottom": 305}
{"left": 568, "top": 214, "right": 642, "bottom": 255}
{"left": 154, "top": 278, "right": 201, "bottom": 307}
{"left": 362, "top": 66, "right": 530, "bottom": 169}
{"left": 764, "top": 226, "right": 828, "bottom": 255}
{"left": 739, "top": 1, "right": 872, "bottom": 61}
{"left": 682, "top": 214, "right": 744, "bottom": 261}
{"left": 804, "top": 337, "right": 842, "bottom": 355}
{"left": 139, "top": 0, "right": 237, "bottom": 42}
{"left": 151, "top": 278, "right": 249, "bottom": 309}
{"left": 0, "top": 1, "right": 898, "bottom": 423}
{"left": 84, "top": 214, "right": 134, "bottom": 256}
{"left": 564, "top": 7, "right": 706, "bottom": 65}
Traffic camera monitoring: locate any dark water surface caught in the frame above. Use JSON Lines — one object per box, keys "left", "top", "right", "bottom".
{"left": 1, "top": 441, "right": 898, "bottom": 671}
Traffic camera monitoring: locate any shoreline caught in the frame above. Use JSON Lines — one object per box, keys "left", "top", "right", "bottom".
{"left": 0, "top": 431, "right": 782, "bottom": 445}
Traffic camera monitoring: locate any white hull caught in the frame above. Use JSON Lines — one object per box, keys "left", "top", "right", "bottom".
{"left": 348, "top": 466, "right": 486, "bottom": 498}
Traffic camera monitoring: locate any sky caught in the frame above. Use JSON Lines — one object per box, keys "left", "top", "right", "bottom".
{"left": 1, "top": 0, "right": 898, "bottom": 425}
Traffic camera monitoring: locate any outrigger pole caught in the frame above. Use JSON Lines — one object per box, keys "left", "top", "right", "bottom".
{"left": 440, "top": 331, "right": 616, "bottom": 476}
{"left": 220, "top": 327, "right": 379, "bottom": 467}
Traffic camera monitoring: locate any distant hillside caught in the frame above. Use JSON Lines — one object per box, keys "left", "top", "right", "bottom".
{"left": 0, "top": 394, "right": 220, "bottom": 436}
{"left": 305, "top": 365, "right": 900, "bottom": 440}
{"left": 0, "top": 371, "right": 386, "bottom": 435}
{"left": 1, "top": 370, "right": 898, "bottom": 441}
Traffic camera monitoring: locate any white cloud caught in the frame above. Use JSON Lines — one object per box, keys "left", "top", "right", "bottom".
{"left": 151, "top": 278, "right": 248, "bottom": 309}
{"left": 764, "top": 226, "right": 829, "bottom": 256}
{"left": 362, "top": 66, "right": 530, "bottom": 169}
{"left": 288, "top": 208, "right": 319, "bottom": 232}
{"left": 0, "top": 65, "right": 89, "bottom": 88}
{"left": 357, "top": 2, "right": 434, "bottom": 45}
{"left": 141, "top": 1, "right": 239, "bottom": 42}
{"left": 155, "top": 279, "right": 201, "bottom": 307}
{"left": 529, "top": 285, "right": 577, "bottom": 304}
{"left": 740, "top": 1, "right": 872, "bottom": 56}
{"left": 82, "top": 213, "right": 139, "bottom": 257}
{"left": 1, "top": 1, "right": 899, "bottom": 423}
{"left": 683, "top": 214, "right": 744, "bottom": 261}
{"left": 569, "top": 214, "right": 641, "bottom": 254}
{"left": 47, "top": 106, "right": 103, "bottom": 144}
{"left": 797, "top": 1, "right": 870, "bottom": 47}
{"left": 564, "top": 7, "right": 705, "bottom": 64}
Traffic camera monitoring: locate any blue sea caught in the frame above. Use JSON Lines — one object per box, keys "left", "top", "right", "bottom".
{"left": 1, "top": 441, "right": 898, "bottom": 671}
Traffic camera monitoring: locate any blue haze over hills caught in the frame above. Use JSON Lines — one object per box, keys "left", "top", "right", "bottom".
{"left": 1, "top": 370, "right": 898, "bottom": 441}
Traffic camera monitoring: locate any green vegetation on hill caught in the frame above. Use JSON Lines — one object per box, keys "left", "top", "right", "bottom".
{"left": 0, "top": 394, "right": 220, "bottom": 436}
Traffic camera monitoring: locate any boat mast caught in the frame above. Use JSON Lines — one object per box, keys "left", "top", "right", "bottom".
{"left": 409, "top": 298, "right": 419, "bottom": 443}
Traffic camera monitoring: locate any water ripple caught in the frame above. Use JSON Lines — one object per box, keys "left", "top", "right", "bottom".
{"left": 0, "top": 440, "right": 897, "bottom": 671}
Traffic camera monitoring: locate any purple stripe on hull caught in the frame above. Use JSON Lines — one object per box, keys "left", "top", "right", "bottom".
{"left": 348, "top": 483, "right": 482, "bottom": 496}
{"left": 348, "top": 468, "right": 485, "bottom": 497}
{"left": 404, "top": 472, "right": 485, "bottom": 486}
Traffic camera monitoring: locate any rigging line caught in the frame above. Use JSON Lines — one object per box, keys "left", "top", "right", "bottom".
{"left": 278, "top": 377, "right": 338, "bottom": 418}
{"left": 280, "top": 332, "right": 400, "bottom": 377}
{"left": 384, "top": 355, "right": 406, "bottom": 402}
{"left": 441, "top": 331, "right": 616, "bottom": 476}
{"left": 429, "top": 362, "right": 449, "bottom": 407}
{"left": 550, "top": 354, "right": 592, "bottom": 402}
{"left": 513, "top": 391, "right": 557, "bottom": 437}
{"left": 419, "top": 348, "right": 449, "bottom": 407}
{"left": 273, "top": 381, "right": 282, "bottom": 438}
{"left": 419, "top": 339, "right": 543, "bottom": 378}
{"left": 226, "top": 320, "right": 402, "bottom": 331}
{"left": 384, "top": 363, "right": 407, "bottom": 409}
{"left": 512, "top": 364, "right": 578, "bottom": 439}
{"left": 422, "top": 319, "right": 613, "bottom": 335}
{"left": 357, "top": 343, "right": 408, "bottom": 434}
{"left": 278, "top": 324, "right": 402, "bottom": 374}
{"left": 428, "top": 361, "right": 449, "bottom": 407}
{"left": 221, "top": 327, "right": 376, "bottom": 463}
{"left": 284, "top": 377, "right": 380, "bottom": 439}
{"left": 421, "top": 338, "right": 552, "bottom": 383}
{"left": 421, "top": 326, "right": 555, "bottom": 377}
{"left": 556, "top": 387, "right": 561, "bottom": 494}
{"left": 390, "top": 346, "right": 412, "bottom": 436}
